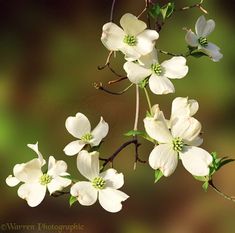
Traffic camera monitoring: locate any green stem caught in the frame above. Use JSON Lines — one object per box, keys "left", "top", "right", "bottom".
{"left": 144, "top": 87, "right": 152, "bottom": 115}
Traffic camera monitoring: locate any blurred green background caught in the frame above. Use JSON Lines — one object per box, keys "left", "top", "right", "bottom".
{"left": 0, "top": 0, "right": 234, "bottom": 232}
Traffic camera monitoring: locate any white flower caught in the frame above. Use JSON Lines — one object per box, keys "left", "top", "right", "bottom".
{"left": 101, "top": 13, "right": 159, "bottom": 61}
{"left": 64, "top": 113, "right": 109, "bottom": 156}
{"left": 124, "top": 49, "right": 188, "bottom": 94}
{"left": 144, "top": 106, "right": 212, "bottom": 177}
{"left": 185, "top": 15, "right": 223, "bottom": 62}
{"left": 70, "top": 150, "right": 129, "bottom": 213}
{"left": 6, "top": 143, "right": 71, "bottom": 207}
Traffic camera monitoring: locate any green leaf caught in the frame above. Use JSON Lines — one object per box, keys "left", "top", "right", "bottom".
{"left": 69, "top": 195, "right": 77, "bottom": 207}
{"left": 194, "top": 175, "right": 207, "bottom": 182}
{"left": 190, "top": 49, "right": 208, "bottom": 58}
{"left": 160, "top": 2, "right": 175, "bottom": 20}
{"left": 217, "top": 158, "right": 235, "bottom": 171}
{"left": 138, "top": 78, "right": 149, "bottom": 89}
{"left": 149, "top": 4, "right": 161, "bottom": 19}
{"left": 202, "top": 181, "right": 209, "bottom": 192}
{"left": 154, "top": 169, "right": 164, "bottom": 183}
{"left": 124, "top": 130, "right": 146, "bottom": 137}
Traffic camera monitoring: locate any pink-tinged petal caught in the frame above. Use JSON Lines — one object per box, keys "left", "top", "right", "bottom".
{"left": 99, "top": 188, "right": 129, "bottom": 213}
{"left": 149, "top": 144, "right": 178, "bottom": 177}
{"left": 65, "top": 112, "right": 91, "bottom": 139}
{"left": 17, "top": 183, "right": 46, "bottom": 207}
{"left": 77, "top": 150, "right": 99, "bottom": 181}
{"left": 100, "top": 168, "right": 124, "bottom": 189}
{"left": 90, "top": 117, "right": 109, "bottom": 147}
{"left": 149, "top": 74, "right": 175, "bottom": 95}
{"left": 120, "top": 13, "right": 146, "bottom": 36}
{"left": 70, "top": 181, "right": 97, "bottom": 206}
{"left": 63, "top": 140, "right": 86, "bottom": 156}
{"left": 180, "top": 146, "right": 213, "bottom": 176}
{"left": 123, "top": 61, "right": 151, "bottom": 84}
{"left": 195, "top": 16, "right": 215, "bottom": 37}
{"left": 185, "top": 30, "right": 198, "bottom": 47}
{"left": 101, "top": 22, "right": 125, "bottom": 51}
{"left": 202, "top": 42, "right": 223, "bottom": 62}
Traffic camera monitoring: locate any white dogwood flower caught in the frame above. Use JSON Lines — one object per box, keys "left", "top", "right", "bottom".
{"left": 6, "top": 143, "right": 71, "bottom": 207}
{"left": 124, "top": 49, "right": 188, "bottom": 94}
{"left": 71, "top": 150, "right": 129, "bottom": 213}
{"left": 185, "top": 15, "right": 223, "bottom": 62}
{"left": 101, "top": 13, "right": 159, "bottom": 61}
{"left": 144, "top": 106, "right": 212, "bottom": 177}
{"left": 64, "top": 113, "right": 109, "bottom": 156}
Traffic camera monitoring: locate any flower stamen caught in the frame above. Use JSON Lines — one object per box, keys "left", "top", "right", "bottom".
{"left": 81, "top": 133, "right": 93, "bottom": 142}
{"left": 40, "top": 174, "right": 52, "bottom": 185}
{"left": 151, "top": 63, "right": 163, "bottom": 76}
{"left": 123, "top": 35, "right": 137, "bottom": 46}
{"left": 172, "top": 137, "right": 184, "bottom": 152}
{"left": 92, "top": 177, "right": 106, "bottom": 190}
{"left": 198, "top": 37, "right": 208, "bottom": 47}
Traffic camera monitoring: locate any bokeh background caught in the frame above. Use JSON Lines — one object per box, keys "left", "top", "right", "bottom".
{"left": 0, "top": 0, "right": 235, "bottom": 232}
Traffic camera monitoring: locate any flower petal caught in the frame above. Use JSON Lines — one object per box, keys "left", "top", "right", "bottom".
{"left": 138, "top": 48, "right": 158, "bottom": 67}
{"left": 17, "top": 183, "right": 46, "bottom": 207}
{"left": 188, "top": 136, "right": 203, "bottom": 147}
{"left": 161, "top": 56, "right": 188, "bottom": 79}
{"left": 47, "top": 176, "right": 71, "bottom": 195}
{"left": 185, "top": 30, "right": 198, "bottom": 47}
{"left": 90, "top": 117, "right": 109, "bottom": 147}
{"left": 180, "top": 146, "right": 213, "bottom": 176}
{"left": 144, "top": 107, "right": 172, "bottom": 143}
{"left": 99, "top": 188, "right": 129, "bottom": 213}
{"left": 63, "top": 140, "right": 86, "bottom": 156}
{"left": 123, "top": 61, "right": 151, "bottom": 84}
{"left": 196, "top": 16, "right": 215, "bottom": 37}
{"left": 171, "top": 117, "right": 201, "bottom": 142}
{"left": 100, "top": 168, "right": 124, "bottom": 189}
{"left": 27, "top": 142, "right": 46, "bottom": 166}
{"left": 149, "top": 74, "right": 175, "bottom": 95}
{"left": 77, "top": 150, "right": 99, "bottom": 181}
{"left": 135, "top": 30, "right": 159, "bottom": 55}
{"left": 202, "top": 42, "right": 223, "bottom": 62}
{"left": 70, "top": 181, "right": 97, "bottom": 206}
{"left": 120, "top": 13, "right": 146, "bottom": 36}
{"left": 6, "top": 175, "right": 20, "bottom": 187}
{"left": 121, "top": 46, "right": 142, "bottom": 61}
{"left": 47, "top": 156, "right": 68, "bottom": 177}
{"left": 13, "top": 158, "right": 43, "bottom": 183}
{"left": 65, "top": 112, "right": 91, "bottom": 139}
{"left": 149, "top": 144, "right": 178, "bottom": 177}
{"left": 101, "top": 22, "right": 125, "bottom": 51}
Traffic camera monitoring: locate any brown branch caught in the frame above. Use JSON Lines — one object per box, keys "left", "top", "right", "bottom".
{"left": 51, "top": 191, "right": 70, "bottom": 197}
{"left": 110, "top": 0, "right": 116, "bottom": 22}
{"left": 100, "top": 139, "right": 146, "bottom": 171}
{"left": 108, "top": 76, "right": 127, "bottom": 85}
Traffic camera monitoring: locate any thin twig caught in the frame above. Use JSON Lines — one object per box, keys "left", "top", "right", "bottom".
{"left": 110, "top": 0, "right": 116, "bottom": 22}
{"left": 98, "top": 51, "right": 113, "bottom": 70}
{"left": 51, "top": 191, "right": 70, "bottom": 197}
{"left": 209, "top": 180, "right": 235, "bottom": 203}
{"left": 94, "top": 82, "right": 133, "bottom": 95}
{"left": 133, "top": 85, "right": 139, "bottom": 131}
{"left": 108, "top": 76, "right": 127, "bottom": 85}
{"left": 157, "top": 49, "right": 183, "bottom": 57}
{"left": 177, "top": 0, "right": 208, "bottom": 14}
{"left": 138, "top": 0, "right": 151, "bottom": 28}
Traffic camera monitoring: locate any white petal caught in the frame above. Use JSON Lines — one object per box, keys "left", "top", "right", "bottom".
{"left": 77, "top": 150, "right": 99, "bottom": 181}
{"left": 99, "top": 188, "right": 129, "bottom": 213}
{"left": 6, "top": 175, "right": 20, "bottom": 187}
{"left": 202, "top": 42, "right": 223, "bottom": 62}
{"left": 70, "top": 181, "right": 97, "bottom": 206}
{"left": 196, "top": 16, "right": 215, "bottom": 37}
{"left": 47, "top": 176, "right": 71, "bottom": 195}
{"left": 171, "top": 117, "right": 201, "bottom": 142}
{"left": 123, "top": 61, "right": 151, "bottom": 84}
{"left": 65, "top": 112, "right": 91, "bottom": 139}
{"left": 63, "top": 140, "right": 86, "bottom": 156}
{"left": 185, "top": 30, "right": 199, "bottom": 47}
{"left": 90, "top": 117, "right": 109, "bottom": 147}
{"left": 161, "top": 56, "right": 188, "bottom": 79}
{"left": 120, "top": 13, "right": 146, "bottom": 36}
{"left": 47, "top": 156, "right": 68, "bottom": 177}
{"left": 180, "top": 146, "right": 213, "bottom": 176}
{"left": 13, "top": 158, "right": 43, "bottom": 183}
{"left": 138, "top": 48, "right": 158, "bottom": 67}
{"left": 149, "top": 74, "right": 175, "bottom": 95}
{"left": 149, "top": 144, "right": 178, "bottom": 177}
{"left": 144, "top": 113, "right": 172, "bottom": 143}
{"left": 188, "top": 99, "right": 199, "bottom": 116}
{"left": 17, "top": 183, "right": 46, "bottom": 207}
{"left": 188, "top": 136, "right": 203, "bottom": 147}
{"left": 100, "top": 168, "right": 124, "bottom": 189}
{"left": 135, "top": 30, "right": 159, "bottom": 55}
{"left": 121, "top": 46, "right": 142, "bottom": 61}
{"left": 27, "top": 142, "right": 46, "bottom": 166}
{"left": 101, "top": 22, "right": 125, "bottom": 51}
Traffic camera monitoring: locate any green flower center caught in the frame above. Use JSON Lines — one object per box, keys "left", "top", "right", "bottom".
{"left": 151, "top": 63, "right": 163, "bottom": 76}
{"left": 81, "top": 133, "right": 93, "bottom": 142}
{"left": 198, "top": 37, "right": 208, "bottom": 47}
{"left": 40, "top": 174, "right": 52, "bottom": 185}
{"left": 92, "top": 177, "right": 106, "bottom": 190}
{"left": 172, "top": 137, "right": 184, "bottom": 152}
{"left": 123, "top": 35, "right": 137, "bottom": 46}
